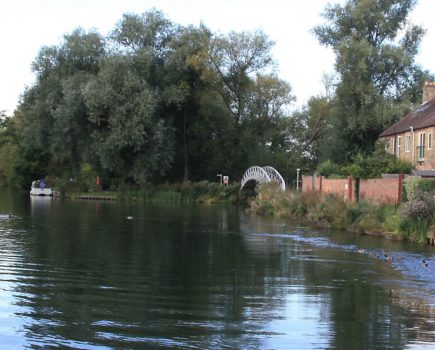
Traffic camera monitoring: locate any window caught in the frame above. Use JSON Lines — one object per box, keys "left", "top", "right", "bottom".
{"left": 397, "top": 136, "right": 401, "bottom": 157}
{"left": 418, "top": 132, "right": 426, "bottom": 160}
{"left": 405, "top": 134, "right": 410, "bottom": 152}
{"left": 429, "top": 133, "right": 432, "bottom": 150}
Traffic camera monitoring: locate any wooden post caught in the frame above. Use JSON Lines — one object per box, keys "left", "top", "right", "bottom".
{"left": 319, "top": 175, "right": 323, "bottom": 193}
{"left": 398, "top": 172, "right": 404, "bottom": 204}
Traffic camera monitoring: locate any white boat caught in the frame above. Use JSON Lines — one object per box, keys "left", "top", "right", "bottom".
{"left": 30, "top": 180, "right": 53, "bottom": 196}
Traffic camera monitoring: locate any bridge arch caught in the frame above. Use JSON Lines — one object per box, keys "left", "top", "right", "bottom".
{"left": 240, "top": 166, "right": 286, "bottom": 191}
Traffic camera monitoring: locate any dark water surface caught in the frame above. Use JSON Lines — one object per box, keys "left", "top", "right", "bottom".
{"left": 0, "top": 189, "right": 434, "bottom": 349}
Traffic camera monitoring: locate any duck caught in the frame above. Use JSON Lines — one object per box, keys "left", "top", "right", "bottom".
{"left": 126, "top": 216, "right": 133, "bottom": 220}
{"left": 382, "top": 250, "right": 393, "bottom": 262}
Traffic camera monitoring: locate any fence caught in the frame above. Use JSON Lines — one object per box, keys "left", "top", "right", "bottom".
{"left": 301, "top": 173, "right": 404, "bottom": 205}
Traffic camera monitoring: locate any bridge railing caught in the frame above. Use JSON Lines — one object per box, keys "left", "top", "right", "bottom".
{"left": 240, "top": 166, "right": 285, "bottom": 191}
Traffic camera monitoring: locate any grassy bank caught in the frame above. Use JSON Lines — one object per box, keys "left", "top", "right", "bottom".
{"left": 65, "top": 181, "right": 247, "bottom": 204}
{"left": 249, "top": 182, "right": 434, "bottom": 243}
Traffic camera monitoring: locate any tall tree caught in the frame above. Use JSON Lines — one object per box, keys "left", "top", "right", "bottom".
{"left": 161, "top": 26, "right": 212, "bottom": 182}
{"left": 83, "top": 56, "right": 174, "bottom": 185}
{"left": 314, "top": 0, "right": 429, "bottom": 162}
{"left": 18, "top": 29, "right": 105, "bottom": 181}
{"left": 0, "top": 114, "right": 19, "bottom": 186}
{"left": 207, "top": 30, "right": 275, "bottom": 126}
{"left": 205, "top": 30, "right": 289, "bottom": 176}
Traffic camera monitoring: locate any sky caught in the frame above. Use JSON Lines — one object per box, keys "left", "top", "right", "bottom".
{"left": 1, "top": 0, "right": 435, "bottom": 115}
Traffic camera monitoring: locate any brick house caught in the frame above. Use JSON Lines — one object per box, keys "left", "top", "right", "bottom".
{"left": 379, "top": 82, "right": 435, "bottom": 171}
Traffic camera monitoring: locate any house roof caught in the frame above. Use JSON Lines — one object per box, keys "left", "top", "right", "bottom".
{"left": 379, "top": 98, "right": 435, "bottom": 137}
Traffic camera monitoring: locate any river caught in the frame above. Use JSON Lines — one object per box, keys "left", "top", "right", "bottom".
{"left": 0, "top": 189, "right": 434, "bottom": 349}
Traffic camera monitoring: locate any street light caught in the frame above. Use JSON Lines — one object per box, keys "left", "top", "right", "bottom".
{"left": 296, "top": 168, "right": 300, "bottom": 192}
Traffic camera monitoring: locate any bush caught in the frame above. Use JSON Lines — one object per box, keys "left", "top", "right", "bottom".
{"left": 417, "top": 179, "right": 435, "bottom": 193}
{"left": 402, "top": 190, "right": 435, "bottom": 221}
{"left": 317, "top": 160, "right": 341, "bottom": 177}
{"left": 345, "top": 205, "right": 363, "bottom": 225}
{"left": 402, "top": 175, "right": 422, "bottom": 202}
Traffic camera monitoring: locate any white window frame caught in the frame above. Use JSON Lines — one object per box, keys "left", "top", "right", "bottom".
{"left": 418, "top": 132, "right": 426, "bottom": 161}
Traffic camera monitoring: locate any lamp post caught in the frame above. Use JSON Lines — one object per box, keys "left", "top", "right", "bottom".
{"left": 296, "top": 168, "right": 300, "bottom": 192}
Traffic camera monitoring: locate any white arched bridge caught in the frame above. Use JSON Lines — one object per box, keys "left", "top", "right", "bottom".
{"left": 240, "top": 166, "right": 286, "bottom": 191}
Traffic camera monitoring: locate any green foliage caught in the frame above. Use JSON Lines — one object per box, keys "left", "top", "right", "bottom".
{"left": 399, "top": 218, "right": 431, "bottom": 243}
{"left": 79, "top": 162, "right": 97, "bottom": 192}
{"left": 8, "top": 9, "right": 299, "bottom": 189}
{"left": 317, "top": 160, "right": 341, "bottom": 177}
{"left": 402, "top": 175, "right": 422, "bottom": 201}
{"left": 291, "top": 95, "right": 335, "bottom": 165}
{"left": 0, "top": 143, "right": 18, "bottom": 186}
{"left": 319, "top": 144, "right": 412, "bottom": 179}
{"left": 416, "top": 179, "right": 435, "bottom": 194}
{"left": 10, "top": 3, "right": 425, "bottom": 193}
{"left": 116, "top": 181, "right": 240, "bottom": 204}
{"left": 314, "top": 0, "right": 430, "bottom": 163}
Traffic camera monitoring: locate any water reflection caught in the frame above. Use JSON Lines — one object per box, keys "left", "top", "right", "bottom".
{"left": 0, "top": 191, "right": 434, "bottom": 349}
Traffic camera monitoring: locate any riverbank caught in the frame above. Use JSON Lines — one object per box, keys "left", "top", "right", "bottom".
{"left": 249, "top": 183, "right": 434, "bottom": 244}
{"left": 64, "top": 181, "right": 246, "bottom": 204}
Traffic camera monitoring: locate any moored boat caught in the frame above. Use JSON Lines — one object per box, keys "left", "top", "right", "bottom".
{"left": 30, "top": 180, "right": 53, "bottom": 196}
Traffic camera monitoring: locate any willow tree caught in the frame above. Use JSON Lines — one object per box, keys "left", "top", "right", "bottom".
{"left": 314, "top": 0, "right": 430, "bottom": 162}
{"left": 18, "top": 28, "right": 105, "bottom": 185}
{"left": 205, "top": 30, "right": 296, "bottom": 176}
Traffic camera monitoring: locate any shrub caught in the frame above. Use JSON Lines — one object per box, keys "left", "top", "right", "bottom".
{"left": 416, "top": 179, "right": 435, "bottom": 193}
{"left": 402, "top": 190, "right": 435, "bottom": 221}
{"left": 402, "top": 175, "right": 422, "bottom": 202}
{"left": 345, "top": 205, "right": 363, "bottom": 225}
{"left": 317, "top": 160, "right": 341, "bottom": 177}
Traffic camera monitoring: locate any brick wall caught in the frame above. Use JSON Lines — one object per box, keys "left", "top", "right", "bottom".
{"left": 302, "top": 175, "right": 320, "bottom": 192}
{"left": 321, "top": 178, "right": 350, "bottom": 201}
{"left": 359, "top": 178, "right": 401, "bottom": 205}
{"left": 302, "top": 174, "right": 403, "bottom": 205}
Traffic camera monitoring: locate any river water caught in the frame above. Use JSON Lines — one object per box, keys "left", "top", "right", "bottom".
{"left": 0, "top": 189, "right": 434, "bottom": 349}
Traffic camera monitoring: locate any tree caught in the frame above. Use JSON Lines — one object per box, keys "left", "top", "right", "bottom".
{"left": 207, "top": 30, "right": 275, "bottom": 126}
{"left": 83, "top": 56, "right": 174, "bottom": 185}
{"left": 160, "top": 26, "right": 212, "bottom": 182}
{"left": 18, "top": 29, "right": 105, "bottom": 183}
{"left": 13, "top": 11, "right": 298, "bottom": 188}
{"left": 111, "top": 10, "right": 177, "bottom": 57}
{"left": 204, "top": 30, "right": 297, "bottom": 177}
{"left": 0, "top": 114, "right": 19, "bottom": 186}
{"left": 288, "top": 95, "right": 334, "bottom": 166}
{"left": 314, "top": 0, "right": 430, "bottom": 162}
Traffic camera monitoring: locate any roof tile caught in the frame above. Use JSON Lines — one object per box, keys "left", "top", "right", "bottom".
{"left": 379, "top": 99, "right": 435, "bottom": 137}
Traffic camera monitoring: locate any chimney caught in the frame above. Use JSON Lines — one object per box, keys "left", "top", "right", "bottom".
{"left": 423, "top": 81, "right": 435, "bottom": 104}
